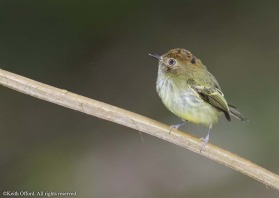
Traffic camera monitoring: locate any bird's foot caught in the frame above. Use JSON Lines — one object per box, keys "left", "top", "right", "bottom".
{"left": 199, "top": 125, "right": 212, "bottom": 152}
{"left": 169, "top": 120, "right": 187, "bottom": 134}
{"left": 200, "top": 135, "right": 209, "bottom": 152}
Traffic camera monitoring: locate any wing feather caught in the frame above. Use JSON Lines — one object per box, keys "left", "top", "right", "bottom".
{"left": 190, "top": 81, "right": 231, "bottom": 121}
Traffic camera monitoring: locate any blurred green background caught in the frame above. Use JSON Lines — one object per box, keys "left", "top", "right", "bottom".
{"left": 0, "top": 0, "right": 278, "bottom": 197}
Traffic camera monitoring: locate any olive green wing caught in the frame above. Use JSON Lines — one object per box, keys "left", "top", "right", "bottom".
{"left": 190, "top": 81, "right": 231, "bottom": 121}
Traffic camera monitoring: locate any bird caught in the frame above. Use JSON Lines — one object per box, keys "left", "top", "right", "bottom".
{"left": 149, "top": 48, "right": 247, "bottom": 151}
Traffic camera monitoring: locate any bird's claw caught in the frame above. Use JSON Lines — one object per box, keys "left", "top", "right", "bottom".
{"left": 170, "top": 124, "right": 181, "bottom": 129}
{"left": 199, "top": 134, "right": 210, "bottom": 152}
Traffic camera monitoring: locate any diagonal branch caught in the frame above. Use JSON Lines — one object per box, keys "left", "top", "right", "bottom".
{"left": 0, "top": 68, "right": 278, "bottom": 190}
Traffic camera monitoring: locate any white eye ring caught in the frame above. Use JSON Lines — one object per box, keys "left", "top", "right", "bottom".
{"left": 168, "top": 58, "right": 176, "bottom": 66}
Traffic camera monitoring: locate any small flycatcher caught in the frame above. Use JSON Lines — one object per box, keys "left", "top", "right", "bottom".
{"left": 149, "top": 48, "right": 247, "bottom": 150}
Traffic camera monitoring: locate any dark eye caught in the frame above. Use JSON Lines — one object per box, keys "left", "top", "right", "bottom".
{"left": 168, "top": 58, "right": 176, "bottom": 66}
{"left": 191, "top": 56, "right": 196, "bottom": 64}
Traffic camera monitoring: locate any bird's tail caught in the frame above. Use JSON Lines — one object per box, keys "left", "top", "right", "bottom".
{"left": 228, "top": 104, "right": 248, "bottom": 122}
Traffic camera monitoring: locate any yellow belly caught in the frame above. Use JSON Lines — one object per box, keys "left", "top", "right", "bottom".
{"left": 157, "top": 79, "right": 220, "bottom": 126}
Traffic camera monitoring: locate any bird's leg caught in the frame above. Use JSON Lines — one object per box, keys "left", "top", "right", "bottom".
{"left": 200, "top": 124, "right": 212, "bottom": 152}
{"left": 169, "top": 119, "right": 187, "bottom": 134}
{"left": 171, "top": 120, "right": 186, "bottom": 129}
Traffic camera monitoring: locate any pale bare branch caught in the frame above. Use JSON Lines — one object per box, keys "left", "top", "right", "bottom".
{"left": 0, "top": 68, "right": 278, "bottom": 190}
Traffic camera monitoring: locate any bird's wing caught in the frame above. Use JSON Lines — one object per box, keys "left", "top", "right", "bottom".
{"left": 189, "top": 80, "right": 231, "bottom": 121}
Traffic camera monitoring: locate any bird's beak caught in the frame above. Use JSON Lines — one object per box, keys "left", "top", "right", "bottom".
{"left": 148, "top": 53, "right": 161, "bottom": 60}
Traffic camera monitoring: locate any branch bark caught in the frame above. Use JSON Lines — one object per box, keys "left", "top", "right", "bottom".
{"left": 0, "top": 68, "right": 278, "bottom": 190}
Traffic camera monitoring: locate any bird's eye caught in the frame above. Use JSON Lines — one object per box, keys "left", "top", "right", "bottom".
{"left": 168, "top": 58, "right": 176, "bottom": 66}
{"left": 191, "top": 56, "right": 196, "bottom": 64}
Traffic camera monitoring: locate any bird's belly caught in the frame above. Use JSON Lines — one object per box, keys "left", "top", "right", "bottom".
{"left": 158, "top": 85, "right": 219, "bottom": 126}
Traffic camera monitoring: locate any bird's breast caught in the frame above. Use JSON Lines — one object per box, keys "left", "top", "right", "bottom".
{"left": 156, "top": 77, "right": 219, "bottom": 126}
